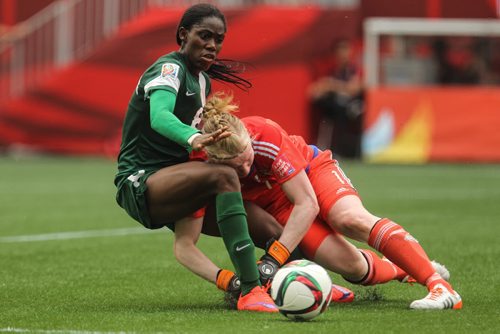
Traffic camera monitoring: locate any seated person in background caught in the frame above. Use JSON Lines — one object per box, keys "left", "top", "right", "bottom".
{"left": 432, "top": 37, "right": 492, "bottom": 85}
{"left": 308, "top": 39, "right": 364, "bottom": 159}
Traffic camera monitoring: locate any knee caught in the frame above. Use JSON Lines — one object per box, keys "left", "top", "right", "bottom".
{"left": 328, "top": 209, "right": 375, "bottom": 241}
{"left": 211, "top": 165, "right": 241, "bottom": 193}
{"left": 345, "top": 253, "right": 369, "bottom": 281}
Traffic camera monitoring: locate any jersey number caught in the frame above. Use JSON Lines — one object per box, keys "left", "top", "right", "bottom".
{"left": 127, "top": 170, "right": 145, "bottom": 188}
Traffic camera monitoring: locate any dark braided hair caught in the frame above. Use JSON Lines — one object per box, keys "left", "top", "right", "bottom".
{"left": 176, "top": 3, "right": 252, "bottom": 90}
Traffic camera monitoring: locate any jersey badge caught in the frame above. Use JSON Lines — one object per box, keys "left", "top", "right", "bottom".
{"left": 274, "top": 154, "right": 295, "bottom": 178}
{"left": 161, "top": 63, "right": 179, "bottom": 79}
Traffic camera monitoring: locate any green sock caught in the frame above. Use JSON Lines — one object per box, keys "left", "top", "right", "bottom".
{"left": 216, "top": 192, "right": 260, "bottom": 295}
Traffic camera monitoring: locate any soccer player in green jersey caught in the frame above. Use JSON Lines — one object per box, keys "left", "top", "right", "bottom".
{"left": 114, "top": 3, "right": 277, "bottom": 313}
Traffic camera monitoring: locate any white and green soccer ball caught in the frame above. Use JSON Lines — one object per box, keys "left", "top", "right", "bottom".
{"left": 270, "top": 259, "right": 332, "bottom": 321}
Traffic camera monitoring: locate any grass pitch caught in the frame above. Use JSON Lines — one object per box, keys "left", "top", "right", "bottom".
{"left": 0, "top": 157, "right": 499, "bottom": 333}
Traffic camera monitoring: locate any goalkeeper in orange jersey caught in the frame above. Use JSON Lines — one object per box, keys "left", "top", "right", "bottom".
{"left": 183, "top": 92, "right": 462, "bottom": 310}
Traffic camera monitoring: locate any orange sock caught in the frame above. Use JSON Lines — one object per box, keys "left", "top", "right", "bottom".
{"left": 357, "top": 249, "right": 406, "bottom": 285}
{"left": 368, "top": 218, "right": 452, "bottom": 291}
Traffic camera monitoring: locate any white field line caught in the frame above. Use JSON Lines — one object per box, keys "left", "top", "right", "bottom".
{"left": 0, "top": 328, "right": 168, "bottom": 334}
{"left": 0, "top": 328, "right": 129, "bottom": 334}
{"left": 0, "top": 227, "right": 159, "bottom": 243}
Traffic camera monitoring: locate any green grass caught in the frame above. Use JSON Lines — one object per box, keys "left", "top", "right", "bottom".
{"left": 1, "top": 157, "right": 499, "bottom": 333}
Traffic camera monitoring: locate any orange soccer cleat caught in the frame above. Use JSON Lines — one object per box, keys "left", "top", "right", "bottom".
{"left": 237, "top": 286, "right": 279, "bottom": 313}
{"left": 330, "top": 284, "right": 355, "bottom": 303}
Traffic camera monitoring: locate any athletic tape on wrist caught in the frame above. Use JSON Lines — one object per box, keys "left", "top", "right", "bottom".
{"left": 216, "top": 269, "right": 235, "bottom": 291}
{"left": 268, "top": 240, "right": 290, "bottom": 266}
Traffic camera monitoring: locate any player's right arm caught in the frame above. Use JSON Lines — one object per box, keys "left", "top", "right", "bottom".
{"left": 257, "top": 170, "right": 319, "bottom": 286}
{"left": 278, "top": 170, "right": 319, "bottom": 253}
{"left": 150, "top": 90, "right": 231, "bottom": 150}
{"left": 254, "top": 119, "right": 319, "bottom": 284}
{"left": 149, "top": 90, "right": 200, "bottom": 148}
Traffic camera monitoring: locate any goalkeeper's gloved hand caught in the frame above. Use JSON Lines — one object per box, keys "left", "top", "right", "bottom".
{"left": 216, "top": 269, "right": 240, "bottom": 294}
{"left": 216, "top": 269, "right": 241, "bottom": 309}
{"left": 257, "top": 238, "right": 290, "bottom": 287}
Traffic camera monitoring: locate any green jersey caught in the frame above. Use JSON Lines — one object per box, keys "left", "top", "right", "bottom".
{"left": 115, "top": 52, "right": 211, "bottom": 187}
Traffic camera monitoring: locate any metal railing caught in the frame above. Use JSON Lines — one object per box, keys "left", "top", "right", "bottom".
{"left": 0, "top": 0, "right": 150, "bottom": 105}
{"left": 0, "top": 0, "right": 359, "bottom": 105}
{"left": 149, "top": 0, "right": 359, "bottom": 7}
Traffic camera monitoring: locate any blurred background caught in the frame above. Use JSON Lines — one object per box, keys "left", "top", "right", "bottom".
{"left": 1, "top": 0, "right": 499, "bottom": 163}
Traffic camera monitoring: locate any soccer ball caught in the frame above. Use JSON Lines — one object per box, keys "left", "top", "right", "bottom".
{"left": 270, "top": 259, "right": 332, "bottom": 321}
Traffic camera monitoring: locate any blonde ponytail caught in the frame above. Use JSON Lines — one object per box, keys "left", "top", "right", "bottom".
{"left": 202, "top": 92, "right": 250, "bottom": 160}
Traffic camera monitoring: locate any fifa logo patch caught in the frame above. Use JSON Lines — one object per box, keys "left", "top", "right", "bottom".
{"left": 161, "top": 63, "right": 179, "bottom": 79}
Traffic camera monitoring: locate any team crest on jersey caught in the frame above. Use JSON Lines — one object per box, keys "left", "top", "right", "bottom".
{"left": 274, "top": 154, "right": 295, "bottom": 178}
{"left": 161, "top": 63, "right": 179, "bottom": 79}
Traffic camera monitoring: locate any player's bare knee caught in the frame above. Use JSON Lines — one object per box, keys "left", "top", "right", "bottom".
{"left": 212, "top": 165, "right": 241, "bottom": 193}
{"left": 329, "top": 209, "right": 372, "bottom": 240}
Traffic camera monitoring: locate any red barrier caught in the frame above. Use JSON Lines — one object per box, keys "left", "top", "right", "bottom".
{"left": 364, "top": 87, "right": 500, "bottom": 162}
{"left": 0, "top": 6, "right": 360, "bottom": 156}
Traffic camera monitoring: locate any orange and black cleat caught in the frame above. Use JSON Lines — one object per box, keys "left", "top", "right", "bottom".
{"left": 330, "top": 284, "right": 355, "bottom": 303}
{"left": 237, "top": 286, "right": 279, "bottom": 313}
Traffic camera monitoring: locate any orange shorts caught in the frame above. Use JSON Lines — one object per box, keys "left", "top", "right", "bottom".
{"left": 266, "top": 149, "right": 359, "bottom": 258}
{"left": 307, "top": 150, "right": 359, "bottom": 220}
{"left": 191, "top": 207, "right": 205, "bottom": 218}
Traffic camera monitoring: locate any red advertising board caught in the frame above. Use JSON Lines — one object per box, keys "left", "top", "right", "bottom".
{"left": 364, "top": 87, "right": 500, "bottom": 162}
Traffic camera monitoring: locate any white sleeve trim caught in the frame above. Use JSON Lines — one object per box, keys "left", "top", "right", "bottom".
{"left": 187, "top": 133, "right": 202, "bottom": 146}
{"left": 144, "top": 63, "right": 181, "bottom": 97}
